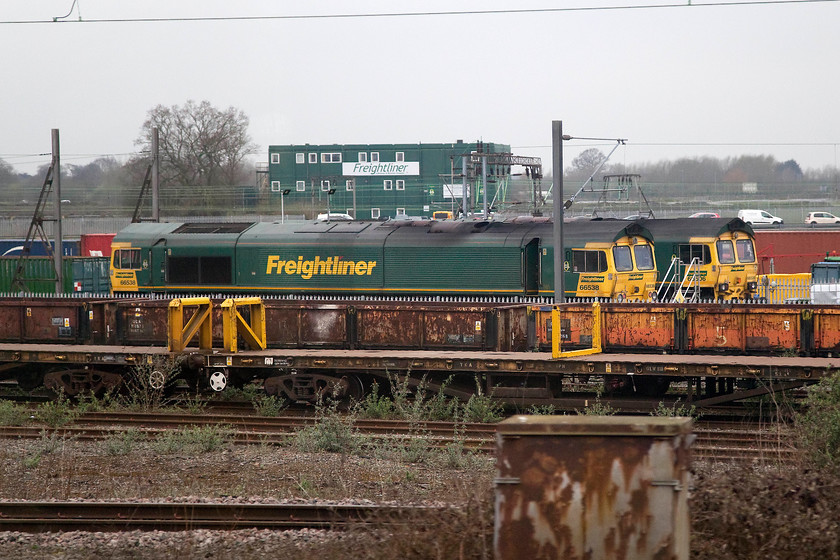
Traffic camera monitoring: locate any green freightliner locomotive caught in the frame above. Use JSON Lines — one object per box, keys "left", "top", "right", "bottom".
{"left": 110, "top": 218, "right": 658, "bottom": 300}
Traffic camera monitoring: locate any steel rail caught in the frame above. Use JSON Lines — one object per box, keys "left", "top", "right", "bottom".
{"left": 0, "top": 425, "right": 494, "bottom": 451}
{"left": 0, "top": 501, "right": 442, "bottom": 533}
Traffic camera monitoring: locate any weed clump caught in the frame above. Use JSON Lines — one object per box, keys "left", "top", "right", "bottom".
{"left": 0, "top": 401, "right": 31, "bottom": 426}
{"left": 293, "top": 398, "right": 365, "bottom": 455}
{"left": 795, "top": 370, "right": 840, "bottom": 472}
{"left": 152, "top": 425, "right": 232, "bottom": 455}
{"left": 35, "top": 393, "right": 78, "bottom": 427}
{"left": 650, "top": 399, "right": 700, "bottom": 419}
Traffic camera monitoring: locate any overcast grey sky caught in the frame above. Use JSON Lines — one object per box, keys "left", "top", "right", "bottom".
{"left": 2, "top": 0, "right": 839, "bottom": 177}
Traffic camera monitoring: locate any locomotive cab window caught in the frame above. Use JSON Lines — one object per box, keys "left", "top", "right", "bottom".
{"left": 612, "top": 246, "right": 633, "bottom": 272}
{"left": 678, "top": 244, "right": 711, "bottom": 265}
{"left": 736, "top": 239, "right": 756, "bottom": 263}
{"left": 113, "top": 248, "right": 142, "bottom": 270}
{"left": 716, "top": 240, "right": 736, "bottom": 264}
{"left": 572, "top": 250, "right": 607, "bottom": 273}
{"left": 633, "top": 245, "right": 655, "bottom": 270}
{"left": 167, "top": 256, "right": 232, "bottom": 285}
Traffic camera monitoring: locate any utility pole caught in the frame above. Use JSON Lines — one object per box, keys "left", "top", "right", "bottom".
{"left": 482, "top": 154, "right": 488, "bottom": 219}
{"left": 52, "top": 129, "right": 63, "bottom": 294}
{"left": 151, "top": 127, "right": 160, "bottom": 221}
{"left": 461, "top": 156, "right": 468, "bottom": 219}
{"left": 552, "top": 121, "right": 564, "bottom": 303}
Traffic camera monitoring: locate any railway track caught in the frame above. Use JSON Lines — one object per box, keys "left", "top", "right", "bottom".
{"left": 0, "top": 410, "right": 799, "bottom": 462}
{"left": 0, "top": 412, "right": 497, "bottom": 450}
{"left": 0, "top": 501, "right": 439, "bottom": 532}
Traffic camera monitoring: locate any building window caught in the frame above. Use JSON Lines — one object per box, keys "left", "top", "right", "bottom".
{"left": 396, "top": 152, "right": 405, "bottom": 162}
{"left": 321, "top": 152, "right": 342, "bottom": 163}
{"left": 271, "top": 153, "right": 280, "bottom": 164}
{"left": 345, "top": 179, "right": 354, "bottom": 191}
{"left": 321, "top": 180, "right": 331, "bottom": 191}
{"left": 271, "top": 181, "right": 281, "bottom": 192}
{"left": 295, "top": 153, "right": 304, "bottom": 164}
{"left": 308, "top": 153, "right": 317, "bottom": 164}
{"left": 396, "top": 179, "right": 405, "bottom": 191}
{"left": 383, "top": 180, "right": 393, "bottom": 190}
{"left": 358, "top": 152, "right": 367, "bottom": 162}
{"left": 296, "top": 180, "right": 306, "bottom": 192}
{"left": 396, "top": 208, "right": 406, "bottom": 216}
{"left": 371, "top": 152, "right": 380, "bottom": 162}
{"left": 371, "top": 208, "right": 381, "bottom": 219}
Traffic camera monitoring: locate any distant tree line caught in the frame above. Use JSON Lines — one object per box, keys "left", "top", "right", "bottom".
{"left": 563, "top": 147, "right": 837, "bottom": 186}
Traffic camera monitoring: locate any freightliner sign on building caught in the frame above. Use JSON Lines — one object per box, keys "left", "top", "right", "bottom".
{"left": 342, "top": 162, "right": 420, "bottom": 176}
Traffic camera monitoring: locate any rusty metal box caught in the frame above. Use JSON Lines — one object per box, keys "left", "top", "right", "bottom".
{"left": 495, "top": 415, "right": 693, "bottom": 560}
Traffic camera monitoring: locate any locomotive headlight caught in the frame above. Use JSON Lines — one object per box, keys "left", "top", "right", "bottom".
{"left": 719, "top": 282, "right": 730, "bottom": 292}
{"left": 747, "top": 281, "right": 758, "bottom": 291}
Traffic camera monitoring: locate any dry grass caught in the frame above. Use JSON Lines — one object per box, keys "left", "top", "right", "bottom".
{"left": 691, "top": 463, "right": 840, "bottom": 560}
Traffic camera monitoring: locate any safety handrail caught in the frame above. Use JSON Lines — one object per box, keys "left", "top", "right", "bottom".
{"left": 673, "top": 257, "right": 702, "bottom": 303}
{"left": 656, "top": 256, "right": 680, "bottom": 302}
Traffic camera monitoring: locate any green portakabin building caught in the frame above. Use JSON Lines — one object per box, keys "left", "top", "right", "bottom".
{"left": 267, "top": 140, "right": 516, "bottom": 220}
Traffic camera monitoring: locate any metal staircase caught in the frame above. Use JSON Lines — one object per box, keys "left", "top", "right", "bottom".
{"left": 656, "top": 256, "right": 701, "bottom": 303}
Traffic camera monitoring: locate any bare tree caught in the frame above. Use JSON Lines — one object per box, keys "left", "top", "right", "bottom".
{"left": 566, "top": 148, "right": 608, "bottom": 182}
{"left": 135, "top": 100, "right": 259, "bottom": 187}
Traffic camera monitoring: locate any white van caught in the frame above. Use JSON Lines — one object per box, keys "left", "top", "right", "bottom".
{"left": 737, "top": 209, "right": 783, "bottom": 225}
{"left": 315, "top": 212, "right": 353, "bottom": 222}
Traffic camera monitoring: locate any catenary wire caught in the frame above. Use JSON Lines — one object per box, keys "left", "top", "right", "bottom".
{"left": 0, "top": 0, "right": 837, "bottom": 25}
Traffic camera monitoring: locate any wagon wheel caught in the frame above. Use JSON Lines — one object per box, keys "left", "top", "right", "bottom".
{"left": 16, "top": 370, "right": 44, "bottom": 392}
{"left": 633, "top": 375, "right": 672, "bottom": 397}
{"left": 148, "top": 370, "right": 167, "bottom": 390}
{"left": 206, "top": 370, "right": 229, "bottom": 392}
{"left": 318, "top": 374, "right": 365, "bottom": 410}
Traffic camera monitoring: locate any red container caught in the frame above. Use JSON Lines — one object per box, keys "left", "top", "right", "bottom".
{"left": 80, "top": 233, "right": 116, "bottom": 257}
{"left": 753, "top": 230, "right": 840, "bottom": 274}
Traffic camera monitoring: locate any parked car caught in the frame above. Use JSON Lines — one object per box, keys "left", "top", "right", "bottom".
{"left": 805, "top": 211, "right": 840, "bottom": 225}
{"left": 737, "top": 209, "right": 783, "bottom": 225}
{"left": 689, "top": 212, "right": 720, "bottom": 218}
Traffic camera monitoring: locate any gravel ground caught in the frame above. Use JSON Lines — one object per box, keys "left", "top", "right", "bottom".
{"left": 0, "top": 435, "right": 496, "bottom": 559}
